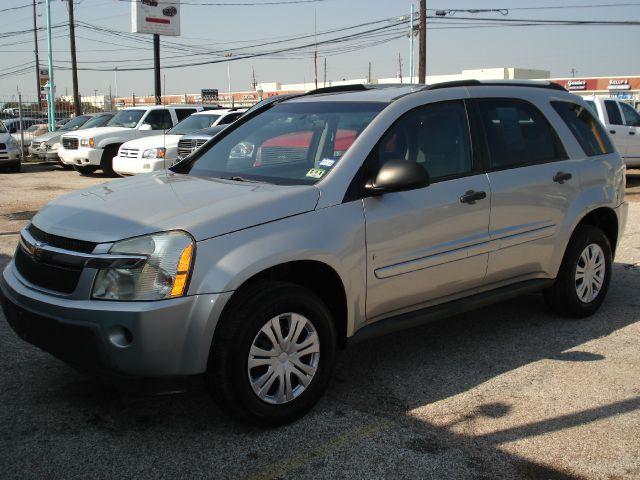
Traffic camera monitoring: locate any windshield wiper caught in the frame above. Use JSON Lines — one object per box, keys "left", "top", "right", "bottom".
{"left": 223, "top": 176, "right": 262, "bottom": 183}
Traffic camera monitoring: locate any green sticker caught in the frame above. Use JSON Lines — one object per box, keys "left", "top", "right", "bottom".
{"left": 306, "top": 168, "right": 326, "bottom": 179}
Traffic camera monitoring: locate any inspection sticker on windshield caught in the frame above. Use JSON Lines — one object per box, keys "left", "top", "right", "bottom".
{"left": 306, "top": 168, "right": 326, "bottom": 179}
{"left": 319, "top": 158, "right": 335, "bottom": 168}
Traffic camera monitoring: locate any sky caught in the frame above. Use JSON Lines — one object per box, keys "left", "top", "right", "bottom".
{"left": 0, "top": 0, "right": 639, "bottom": 101}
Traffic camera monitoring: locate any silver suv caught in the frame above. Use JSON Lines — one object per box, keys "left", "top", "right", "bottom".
{"left": 0, "top": 81, "right": 628, "bottom": 426}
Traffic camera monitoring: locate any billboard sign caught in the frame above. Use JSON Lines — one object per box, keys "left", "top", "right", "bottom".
{"left": 201, "top": 89, "right": 219, "bottom": 103}
{"left": 132, "top": 0, "right": 180, "bottom": 36}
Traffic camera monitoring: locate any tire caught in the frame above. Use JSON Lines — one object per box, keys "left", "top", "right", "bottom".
{"left": 100, "top": 145, "right": 120, "bottom": 177}
{"left": 72, "top": 164, "right": 98, "bottom": 175}
{"left": 544, "top": 225, "right": 612, "bottom": 318}
{"left": 9, "top": 162, "right": 21, "bottom": 173}
{"left": 206, "top": 281, "right": 337, "bottom": 426}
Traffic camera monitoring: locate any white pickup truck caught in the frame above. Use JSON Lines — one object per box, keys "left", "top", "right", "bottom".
{"left": 58, "top": 105, "right": 203, "bottom": 175}
{"left": 585, "top": 97, "right": 640, "bottom": 168}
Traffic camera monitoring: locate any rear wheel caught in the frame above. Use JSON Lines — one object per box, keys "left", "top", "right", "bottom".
{"left": 72, "top": 164, "right": 98, "bottom": 175}
{"left": 206, "top": 281, "right": 337, "bottom": 426}
{"left": 544, "top": 225, "right": 612, "bottom": 318}
{"left": 9, "top": 162, "right": 21, "bottom": 173}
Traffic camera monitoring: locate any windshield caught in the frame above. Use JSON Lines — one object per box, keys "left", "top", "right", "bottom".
{"left": 167, "top": 114, "right": 221, "bottom": 135}
{"left": 82, "top": 114, "right": 112, "bottom": 129}
{"left": 176, "top": 101, "right": 385, "bottom": 185}
{"left": 107, "top": 109, "right": 145, "bottom": 128}
{"left": 0, "top": 121, "right": 6, "bottom": 134}
{"left": 59, "top": 115, "right": 90, "bottom": 131}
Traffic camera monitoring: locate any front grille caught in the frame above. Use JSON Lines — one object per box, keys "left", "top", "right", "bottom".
{"left": 14, "top": 247, "right": 82, "bottom": 294}
{"left": 0, "top": 143, "right": 6, "bottom": 150}
{"left": 119, "top": 148, "right": 139, "bottom": 158}
{"left": 27, "top": 224, "right": 97, "bottom": 254}
{"left": 62, "top": 137, "right": 78, "bottom": 150}
{"left": 260, "top": 146, "right": 307, "bottom": 165}
{"left": 177, "top": 139, "right": 195, "bottom": 158}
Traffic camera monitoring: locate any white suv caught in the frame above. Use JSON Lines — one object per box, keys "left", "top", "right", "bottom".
{"left": 113, "top": 109, "right": 246, "bottom": 175}
{"left": 59, "top": 105, "right": 204, "bottom": 175}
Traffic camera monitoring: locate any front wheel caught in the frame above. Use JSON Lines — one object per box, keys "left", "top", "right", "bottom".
{"left": 206, "top": 281, "right": 337, "bottom": 426}
{"left": 544, "top": 225, "right": 612, "bottom": 318}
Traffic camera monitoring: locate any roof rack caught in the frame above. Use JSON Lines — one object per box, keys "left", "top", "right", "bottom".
{"left": 424, "top": 79, "right": 567, "bottom": 92}
{"left": 305, "top": 84, "right": 369, "bottom": 95}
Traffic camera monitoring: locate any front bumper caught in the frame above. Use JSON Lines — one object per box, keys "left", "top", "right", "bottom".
{"left": 59, "top": 146, "right": 104, "bottom": 166}
{"left": 113, "top": 155, "right": 170, "bottom": 175}
{"left": 0, "top": 150, "right": 20, "bottom": 163}
{"left": 1, "top": 261, "right": 232, "bottom": 377}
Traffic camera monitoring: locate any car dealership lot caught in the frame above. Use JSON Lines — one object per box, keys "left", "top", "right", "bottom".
{"left": 0, "top": 163, "right": 639, "bottom": 480}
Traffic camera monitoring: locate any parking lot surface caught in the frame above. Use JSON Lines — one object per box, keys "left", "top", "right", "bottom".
{"left": 0, "top": 163, "right": 639, "bottom": 479}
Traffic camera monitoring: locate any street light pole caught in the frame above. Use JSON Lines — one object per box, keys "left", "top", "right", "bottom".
{"left": 224, "top": 53, "right": 233, "bottom": 107}
{"left": 45, "top": 0, "right": 55, "bottom": 131}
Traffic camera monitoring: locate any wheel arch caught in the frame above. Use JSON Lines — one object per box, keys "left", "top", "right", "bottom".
{"left": 214, "top": 260, "right": 349, "bottom": 349}
{"left": 576, "top": 206, "right": 619, "bottom": 255}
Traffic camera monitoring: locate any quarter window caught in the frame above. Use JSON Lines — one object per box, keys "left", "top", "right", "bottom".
{"left": 476, "top": 99, "right": 566, "bottom": 169}
{"left": 552, "top": 101, "right": 614, "bottom": 157}
{"left": 372, "top": 101, "right": 472, "bottom": 181}
{"left": 604, "top": 100, "right": 623, "bottom": 125}
{"left": 175, "top": 108, "right": 197, "bottom": 121}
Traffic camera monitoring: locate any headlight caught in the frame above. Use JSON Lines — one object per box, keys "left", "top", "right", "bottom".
{"left": 80, "top": 137, "right": 94, "bottom": 147}
{"left": 50, "top": 142, "right": 61, "bottom": 150}
{"left": 92, "top": 231, "right": 195, "bottom": 301}
{"left": 10, "top": 138, "right": 20, "bottom": 148}
{"left": 142, "top": 147, "right": 166, "bottom": 159}
{"left": 230, "top": 141, "right": 254, "bottom": 158}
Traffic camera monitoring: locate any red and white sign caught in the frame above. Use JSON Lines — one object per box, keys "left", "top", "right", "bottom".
{"left": 566, "top": 79, "right": 587, "bottom": 91}
{"left": 132, "top": 0, "right": 180, "bottom": 36}
{"left": 609, "top": 79, "right": 630, "bottom": 90}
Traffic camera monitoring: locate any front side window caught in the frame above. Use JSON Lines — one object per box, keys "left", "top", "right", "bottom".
{"left": 552, "top": 101, "right": 614, "bottom": 157}
{"left": 107, "top": 109, "right": 145, "bottom": 128}
{"left": 82, "top": 115, "right": 112, "bottom": 129}
{"left": 142, "top": 110, "right": 173, "bottom": 130}
{"left": 620, "top": 102, "right": 640, "bottom": 127}
{"left": 370, "top": 101, "right": 472, "bottom": 182}
{"left": 175, "top": 101, "right": 385, "bottom": 185}
{"left": 604, "top": 100, "right": 623, "bottom": 125}
{"left": 218, "top": 112, "right": 243, "bottom": 125}
{"left": 476, "top": 99, "right": 566, "bottom": 169}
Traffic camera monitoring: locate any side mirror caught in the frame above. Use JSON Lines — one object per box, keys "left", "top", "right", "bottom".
{"left": 139, "top": 124, "right": 152, "bottom": 131}
{"left": 365, "top": 159, "right": 430, "bottom": 195}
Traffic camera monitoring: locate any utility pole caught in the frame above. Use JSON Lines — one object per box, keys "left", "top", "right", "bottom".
{"left": 32, "top": 0, "right": 41, "bottom": 111}
{"left": 398, "top": 54, "right": 403, "bottom": 84}
{"left": 68, "top": 0, "right": 81, "bottom": 116}
{"left": 251, "top": 67, "right": 257, "bottom": 90}
{"left": 153, "top": 34, "right": 161, "bottom": 105}
{"left": 45, "top": 0, "right": 55, "bottom": 131}
{"left": 418, "top": 0, "right": 426, "bottom": 84}
{"left": 409, "top": 3, "right": 415, "bottom": 83}
{"left": 323, "top": 58, "right": 327, "bottom": 88}
{"left": 368, "top": 62, "right": 371, "bottom": 83}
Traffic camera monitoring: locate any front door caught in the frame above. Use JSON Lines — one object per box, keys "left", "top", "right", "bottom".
{"left": 619, "top": 101, "right": 640, "bottom": 159}
{"left": 363, "top": 100, "right": 491, "bottom": 321}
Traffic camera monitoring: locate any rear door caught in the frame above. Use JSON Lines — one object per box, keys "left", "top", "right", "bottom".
{"left": 472, "top": 98, "right": 581, "bottom": 285}
{"left": 364, "top": 100, "right": 491, "bottom": 321}
{"left": 619, "top": 101, "right": 640, "bottom": 160}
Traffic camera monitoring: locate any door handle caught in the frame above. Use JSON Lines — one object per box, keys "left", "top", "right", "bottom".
{"left": 553, "top": 171, "right": 572, "bottom": 184}
{"left": 460, "top": 190, "right": 486, "bottom": 204}
{"left": 609, "top": 130, "right": 616, "bottom": 134}
{"left": 630, "top": 131, "right": 636, "bottom": 135}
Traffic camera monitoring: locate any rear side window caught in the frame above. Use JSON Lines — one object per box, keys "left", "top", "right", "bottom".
{"left": 604, "top": 100, "right": 623, "bottom": 125}
{"left": 475, "top": 99, "right": 566, "bottom": 169}
{"left": 218, "top": 112, "right": 243, "bottom": 125}
{"left": 552, "top": 101, "right": 614, "bottom": 156}
{"left": 620, "top": 102, "right": 640, "bottom": 127}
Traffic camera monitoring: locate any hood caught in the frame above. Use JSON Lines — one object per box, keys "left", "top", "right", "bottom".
{"left": 33, "top": 131, "right": 61, "bottom": 143}
{"left": 120, "top": 134, "right": 182, "bottom": 150}
{"left": 61, "top": 126, "right": 130, "bottom": 139}
{"left": 32, "top": 172, "right": 320, "bottom": 243}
